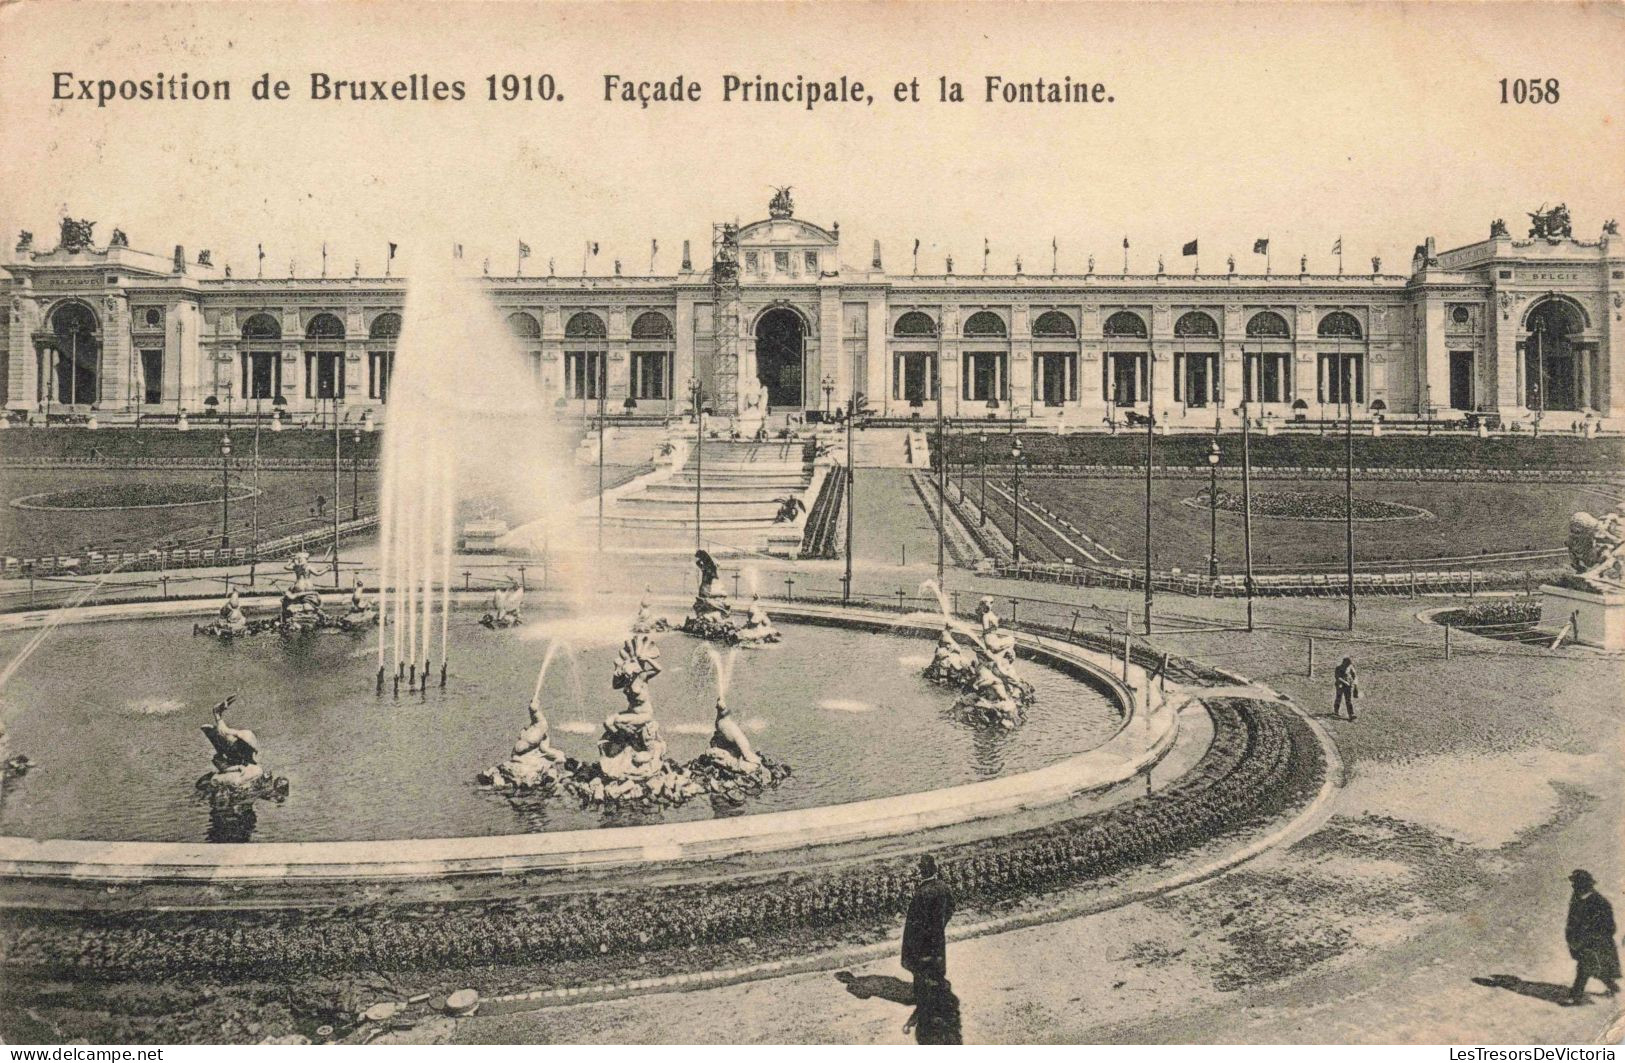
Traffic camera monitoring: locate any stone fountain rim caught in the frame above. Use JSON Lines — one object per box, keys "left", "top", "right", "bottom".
{"left": 0, "top": 597, "right": 1180, "bottom": 885}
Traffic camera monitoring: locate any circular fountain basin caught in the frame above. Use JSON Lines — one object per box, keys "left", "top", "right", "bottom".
{"left": 0, "top": 602, "right": 1132, "bottom": 852}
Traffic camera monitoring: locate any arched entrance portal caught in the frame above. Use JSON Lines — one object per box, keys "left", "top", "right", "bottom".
{"left": 49, "top": 302, "right": 101, "bottom": 407}
{"left": 1524, "top": 298, "right": 1585, "bottom": 412}
{"left": 754, "top": 308, "right": 806, "bottom": 409}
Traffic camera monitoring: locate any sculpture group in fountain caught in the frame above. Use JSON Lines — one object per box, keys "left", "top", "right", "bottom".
{"left": 630, "top": 586, "right": 670, "bottom": 634}
{"left": 197, "top": 696, "right": 289, "bottom": 805}
{"left": 480, "top": 578, "right": 525, "bottom": 629}
{"left": 1567, "top": 508, "right": 1625, "bottom": 590}
{"left": 922, "top": 597, "right": 1036, "bottom": 729}
{"left": 340, "top": 574, "right": 378, "bottom": 631}
{"left": 279, "top": 551, "right": 329, "bottom": 631}
{"left": 559, "top": 634, "right": 705, "bottom": 808}
{"left": 680, "top": 551, "right": 783, "bottom": 645}
{"left": 194, "top": 569, "right": 377, "bottom": 639}
{"left": 478, "top": 695, "right": 574, "bottom": 793}
{"left": 687, "top": 696, "right": 792, "bottom": 803}
{"left": 478, "top": 619, "right": 791, "bottom": 811}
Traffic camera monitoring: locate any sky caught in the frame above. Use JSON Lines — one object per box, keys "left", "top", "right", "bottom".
{"left": 2, "top": 1, "right": 1623, "bottom": 279}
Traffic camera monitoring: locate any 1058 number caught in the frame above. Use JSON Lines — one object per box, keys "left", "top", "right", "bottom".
{"left": 1500, "top": 78, "right": 1559, "bottom": 104}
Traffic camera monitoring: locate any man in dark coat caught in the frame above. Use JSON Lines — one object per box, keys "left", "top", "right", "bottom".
{"left": 1333, "top": 657, "right": 1359, "bottom": 720}
{"left": 902, "top": 854, "right": 955, "bottom": 997}
{"left": 1565, "top": 869, "right": 1621, "bottom": 1004}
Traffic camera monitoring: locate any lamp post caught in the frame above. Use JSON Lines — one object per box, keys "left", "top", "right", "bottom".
{"left": 843, "top": 374, "right": 856, "bottom": 602}
{"left": 1241, "top": 399, "right": 1255, "bottom": 631}
{"left": 1010, "top": 440, "right": 1023, "bottom": 565}
{"left": 1207, "top": 437, "right": 1220, "bottom": 579}
{"left": 690, "top": 376, "right": 704, "bottom": 551}
{"left": 821, "top": 374, "right": 836, "bottom": 419}
{"left": 250, "top": 396, "right": 261, "bottom": 586}
{"left": 351, "top": 426, "right": 362, "bottom": 520}
{"left": 1344, "top": 363, "right": 1356, "bottom": 631}
{"left": 219, "top": 432, "right": 232, "bottom": 550}
{"left": 1143, "top": 351, "right": 1156, "bottom": 635}
{"left": 597, "top": 360, "right": 606, "bottom": 554}
{"left": 978, "top": 432, "right": 988, "bottom": 526}
{"left": 333, "top": 393, "right": 343, "bottom": 589}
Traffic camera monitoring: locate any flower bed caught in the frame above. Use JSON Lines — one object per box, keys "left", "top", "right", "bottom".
{"left": 10, "top": 481, "right": 259, "bottom": 511}
{"left": 1183, "top": 488, "right": 1430, "bottom": 523}
{"left": 0, "top": 697, "right": 1321, "bottom": 979}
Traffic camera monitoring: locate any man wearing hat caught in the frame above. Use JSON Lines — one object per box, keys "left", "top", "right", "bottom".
{"left": 902, "top": 854, "right": 955, "bottom": 1001}
{"left": 1564, "top": 869, "right": 1621, "bottom": 1004}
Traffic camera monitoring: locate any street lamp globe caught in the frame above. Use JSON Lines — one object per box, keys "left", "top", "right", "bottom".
{"left": 221, "top": 433, "right": 232, "bottom": 457}
{"left": 1207, "top": 439, "right": 1220, "bottom": 466}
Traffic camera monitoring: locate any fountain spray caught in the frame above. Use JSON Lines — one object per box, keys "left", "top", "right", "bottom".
{"left": 393, "top": 673, "right": 400, "bottom": 698}
{"left": 440, "top": 660, "right": 448, "bottom": 689}
{"left": 376, "top": 665, "right": 385, "bottom": 697}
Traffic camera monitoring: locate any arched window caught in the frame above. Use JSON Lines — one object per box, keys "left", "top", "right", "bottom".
{"left": 241, "top": 313, "right": 281, "bottom": 341}
{"left": 303, "top": 313, "right": 345, "bottom": 402}
{"left": 305, "top": 313, "right": 345, "bottom": 340}
{"left": 564, "top": 311, "right": 607, "bottom": 339}
{"left": 630, "top": 311, "right": 673, "bottom": 340}
{"left": 1102, "top": 310, "right": 1147, "bottom": 338}
{"left": 367, "top": 313, "right": 401, "bottom": 402}
{"left": 893, "top": 311, "right": 938, "bottom": 338}
{"left": 1317, "top": 311, "right": 1362, "bottom": 339}
{"left": 506, "top": 312, "right": 541, "bottom": 340}
{"left": 1174, "top": 311, "right": 1219, "bottom": 338}
{"left": 962, "top": 311, "right": 1007, "bottom": 338}
{"left": 1032, "top": 311, "right": 1077, "bottom": 338}
{"left": 1245, "top": 311, "right": 1290, "bottom": 338}
{"left": 369, "top": 313, "right": 401, "bottom": 340}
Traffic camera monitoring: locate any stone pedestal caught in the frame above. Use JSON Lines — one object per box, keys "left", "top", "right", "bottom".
{"left": 1541, "top": 583, "right": 1625, "bottom": 649}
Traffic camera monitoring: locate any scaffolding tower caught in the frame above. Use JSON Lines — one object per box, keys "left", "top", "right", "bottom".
{"left": 710, "top": 221, "right": 742, "bottom": 415}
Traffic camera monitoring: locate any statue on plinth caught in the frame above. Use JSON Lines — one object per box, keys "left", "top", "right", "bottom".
{"left": 681, "top": 549, "right": 738, "bottom": 641}
{"left": 687, "top": 698, "right": 792, "bottom": 803}
{"left": 480, "top": 577, "right": 525, "bottom": 629}
{"left": 479, "top": 696, "right": 573, "bottom": 792}
{"left": 733, "top": 594, "right": 781, "bottom": 646}
{"left": 1567, "top": 508, "right": 1625, "bottom": 590}
{"left": 631, "top": 586, "right": 669, "bottom": 634}
{"left": 197, "top": 696, "right": 288, "bottom": 804}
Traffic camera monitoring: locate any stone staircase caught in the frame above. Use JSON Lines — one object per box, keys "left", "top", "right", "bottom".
{"left": 600, "top": 438, "right": 820, "bottom": 554}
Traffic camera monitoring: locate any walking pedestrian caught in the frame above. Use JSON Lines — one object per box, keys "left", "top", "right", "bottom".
{"left": 1564, "top": 870, "right": 1621, "bottom": 1005}
{"left": 902, "top": 854, "right": 955, "bottom": 999}
{"left": 1333, "top": 656, "right": 1359, "bottom": 720}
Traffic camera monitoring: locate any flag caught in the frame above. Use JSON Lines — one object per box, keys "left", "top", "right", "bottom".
{"left": 1252, "top": 238, "right": 1269, "bottom": 255}
{"left": 518, "top": 241, "right": 531, "bottom": 258}
{"left": 256, "top": 243, "right": 265, "bottom": 261}
{"left": 651, "top": 238, "right": 659, "bottom": 256}
{"left": 1052, "top": 236, "right": 1058, "bottom": 253}
{"left": 1122, "top": 236, "right": 1130, "bottom": 249}
{"left": 453, "top": 243, "right": 463, "bottom": 259}
{"left": 387, "top": 242, "right": 397, "bottom": 260}
{"left": 1182, "top": 239, "right": 1198, "bottom": 257}
{"left": 1331, "top": 237, "right": 1342, "bottom": 255}
{"left": 913, "top": 238, "right": 920, "bottom": 255}
{"left": 589, "top": 241, "right": 599, "bottom": 256}
{"left": 984, "top": 237, "right": 990, "bottom": 254}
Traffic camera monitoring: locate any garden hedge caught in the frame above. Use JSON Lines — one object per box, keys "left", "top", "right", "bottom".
{"left": 0, "top": 697, "right": 1322, "bottom": 980}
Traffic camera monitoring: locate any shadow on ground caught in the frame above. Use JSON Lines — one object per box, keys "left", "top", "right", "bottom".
{"left": 1472, "top": 974, "right": 1573, "bottom": 1006}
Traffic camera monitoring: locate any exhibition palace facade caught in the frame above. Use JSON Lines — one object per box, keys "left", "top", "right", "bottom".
{"left": 3, "top": 195, "right": 1623, "bottom": 428}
